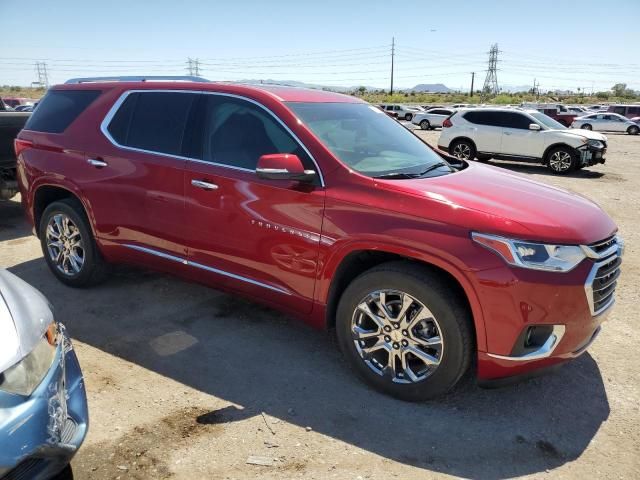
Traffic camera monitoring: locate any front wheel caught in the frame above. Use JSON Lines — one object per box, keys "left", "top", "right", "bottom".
{"left": 628, "top": 125, "right": 639, "bottom": 135}
{"left": 419, "top": 119, "right": 431, "bottom": 130}
{"left": 450, "top": 139, "right": 476, "bottom": 160}
{"left": 581, "top": 124, "right": 593, "bottom": 130}
{"left": 404, "top": 113, "right": 413, "bottom": 121}
{"left": 547, "top": 146, "right": 576, "bottom": 174}
{"left": 336, "top": 262, "right": 473, "bottom": 401}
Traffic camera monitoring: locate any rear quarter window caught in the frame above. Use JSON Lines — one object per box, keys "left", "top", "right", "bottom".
{"left": 24, "top": 89, "right": 101, "bottom": 133}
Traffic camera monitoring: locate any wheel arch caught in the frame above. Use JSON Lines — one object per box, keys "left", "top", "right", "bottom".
{"left": 323, "top": 246, "right": 487, "bottom": 352}
{"left": 32, "top": 183, "right": 96, "bottom": 238}
{"left": 449, "top": 136, "right": 477, "bottom": 151}
{"left": 542, "top": 142, "right": 577, "bottom": 164}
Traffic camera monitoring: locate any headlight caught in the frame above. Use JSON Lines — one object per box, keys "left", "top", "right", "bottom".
{"left": 472, "top": 232, "right": 586, "bottom": 272}
{"left": 0, "top": 322, "right": 58, "bottom": 396}
{"left": 587, "top": 139, "right": 604, "bottom": 148}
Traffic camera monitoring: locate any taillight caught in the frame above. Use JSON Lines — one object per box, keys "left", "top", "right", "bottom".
{"left": 442, "top": 118, "right": 453, "bottom": 128}
{"left": 14, "top": 139, "right": 33, "bottom": 157}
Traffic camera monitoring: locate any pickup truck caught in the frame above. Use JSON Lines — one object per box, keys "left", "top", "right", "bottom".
{"left": 0, "top": 99, "right": 30, "bottom": 200}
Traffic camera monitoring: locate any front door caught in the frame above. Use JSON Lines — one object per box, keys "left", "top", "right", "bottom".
{"left": 500, "top": 112, "right": 543, "bottom": 158}
{"left": 183, "top": 94, "right": 325, "bottom": 313}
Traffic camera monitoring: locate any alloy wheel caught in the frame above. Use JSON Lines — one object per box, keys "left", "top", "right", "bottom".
{"left": 351, "top": 289, "right": 443, "bottom": 384}
{"left": 46, "top": 213, "right": 85, "bottom": 276}
{"left": 452, "top": 143, "right": 472, "bottom": 159}
{"left": 549, "top": 151, "right": 572, "bottom": 172}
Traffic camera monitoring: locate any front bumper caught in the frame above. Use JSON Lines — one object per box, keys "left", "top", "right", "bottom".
{"left": 0, "top": 326, "right": 88, "bottom": 480}
{"left": 577, "top": 143, "right": 606, "bottom": 167}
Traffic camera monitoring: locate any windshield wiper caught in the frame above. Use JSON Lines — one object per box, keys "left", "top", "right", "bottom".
{"left": 373, "top": 162, "right": 452, "bottom": 180}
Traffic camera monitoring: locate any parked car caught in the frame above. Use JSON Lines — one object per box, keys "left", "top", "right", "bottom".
{"left": 520, "top": 103, "right": 577, "bottom": 127}
{"left": 2, "top": 97, "right": 32, "bottom": 109}
{"left": 16, "top": 78, "right": 622, "bottom": 400}
{"left": 0, "top": 269, "right": 88, "bottom": 479}
{"left": 438, "top": 108, "right": 608, "bottom": 173}
{"left": 606, "top": 104, "right": 640, "bottom": 119}
{"left": 14, "top": 105, "right": 34, "bottom": 112}
{"left": 566, "top": 106, "right": 590, "bottom": 115}
{"left": 631, "top": 116, "right": 640, "bottom": 125}
{"left": 572, "top": 113, "right": 639, "bottom": 135}
{"left": 1, "top": 111, "right": 31, "bottom": 200}
{"left": 379, "top": 104, "right": 422, "bottom": 121}
{"left": 377, "top": 104, "right": 397, "bottom": 118}
{"left": 411, "top": 107, "right": 455, "bottom": 130}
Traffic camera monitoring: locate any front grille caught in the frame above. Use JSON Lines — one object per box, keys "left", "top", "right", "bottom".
{"left": 584, "top": 236, "right": 623, "bottom": 316}
{"left": 1, "top": 459, "right": 45, "bottom": 480}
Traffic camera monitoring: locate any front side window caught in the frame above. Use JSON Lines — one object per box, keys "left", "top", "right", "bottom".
{"left": 107, "top": 91, "right": 197, "bottom": 156}
{"left": 199, "top": 95, "right": 312, "bottom": 171}
{"left": 530, "top": 112, "right": 566, "bottom": 130}
{"left": 288, "top": 102, "right": 451, "bottom": 178}
{"left": 501, "top": 112, "right": 532, "bottom": 129}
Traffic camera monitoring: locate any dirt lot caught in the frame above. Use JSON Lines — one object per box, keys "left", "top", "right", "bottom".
{"left": 1, "top": 130, "right": 639, "bottom": 480}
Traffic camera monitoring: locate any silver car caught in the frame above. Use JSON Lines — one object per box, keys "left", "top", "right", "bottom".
{"left": 572, "top": 113, "right": 640, "bottom": 135}
{"left": 411, "top": 108, "right": 455, "bottom": 130}
{"left": 0, "top": 269, "right": 88, "bottom": 479}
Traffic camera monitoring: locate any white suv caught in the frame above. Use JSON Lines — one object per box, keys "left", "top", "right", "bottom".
{"left": 379, "top": 104, "right": 423, "bottom": 121}
{"left": 438, "top": 108, "right": 608, "bottom": 174}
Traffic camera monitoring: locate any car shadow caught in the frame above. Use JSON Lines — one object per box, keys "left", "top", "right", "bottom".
{"left": 9, "top": 259, "right": 610, "bottom": 479}
{"left": 485, "top": 160, "right": 607, "bottom": 179}
{"left": 0, "top": 197, "right": 31, "bottom": 242}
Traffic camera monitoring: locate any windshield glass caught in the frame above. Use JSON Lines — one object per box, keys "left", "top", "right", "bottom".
{"left": 530, "top": 112, "right": 566, "bottom": 130}
{"left": 287, "top": 102, "right": 449, "bottom": 178}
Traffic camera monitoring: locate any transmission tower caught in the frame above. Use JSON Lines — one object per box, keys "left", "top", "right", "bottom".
{"left": 481, "top": 44, "right": 499, "bottom": 100}
{"left": 33, "top": 62, "right": 49, "bottom": 88}
{"left": 186, "top": 58, "right": 201, "bottom": 76}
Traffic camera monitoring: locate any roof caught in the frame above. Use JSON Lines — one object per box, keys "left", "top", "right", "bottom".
{"left": 54, "top": 79, "right": 363, "bottom": 104}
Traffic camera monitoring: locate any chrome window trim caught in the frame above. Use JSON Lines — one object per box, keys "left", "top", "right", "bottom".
{"left": 123, "top": 244, "right": 291, "bottom": 295}
{"left": 99, "top": 89, "right": 325, "bottom": 186}
{"left": 487, "top": 325, "right": 566, "bottom": 362}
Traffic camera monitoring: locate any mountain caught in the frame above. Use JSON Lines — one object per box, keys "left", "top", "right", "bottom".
{"left": 410, "top": 83, "right": 452, "bottom": 93}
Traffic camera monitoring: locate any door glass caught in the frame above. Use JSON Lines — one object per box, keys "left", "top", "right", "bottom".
{"left": 199, "top": 95, "right": 313, "bottom": 171}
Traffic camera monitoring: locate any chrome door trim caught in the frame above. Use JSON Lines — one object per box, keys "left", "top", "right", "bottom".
{"left": 123, "top": 244, "right": 291, "bottom": 295}
{"left": 99, "top": 89, "right": 325, "bottom": 186}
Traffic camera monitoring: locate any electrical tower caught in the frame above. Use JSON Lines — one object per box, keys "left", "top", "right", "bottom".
{"left": 389, "top": 37, "right": 395, "bottom": 95}
{"left": 33, "top": 62, "right": 49, "bottom": 88}
{"left": 481, "top": 44, "right": 499, "bottom": 100}
{"left": 187, "top": 58, "right": 201, "bottom": 76}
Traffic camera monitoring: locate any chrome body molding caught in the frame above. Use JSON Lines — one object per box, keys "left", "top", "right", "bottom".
{"left": 487, "top": 325, "right": 566, "bottom": 362}
{"left": 99, "top": 89, "right": 325, "bottom": 187}
{"left": 123, "top": 244, "right": 291, "bottom": 295}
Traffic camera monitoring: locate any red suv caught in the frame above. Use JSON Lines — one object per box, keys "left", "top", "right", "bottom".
{"left": 15, "top": 77, "right": 623, "bottom": 400}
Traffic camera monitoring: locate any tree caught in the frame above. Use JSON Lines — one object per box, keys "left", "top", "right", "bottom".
{"left": 357, "top": 86, "right": 366, "bottom": 95}
{"left": 611, "top": 83, "right": 627, "bottom": 96}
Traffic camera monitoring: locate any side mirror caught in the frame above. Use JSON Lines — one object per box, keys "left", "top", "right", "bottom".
{"left": 529, "top": 123, "right": 541, "bottom": 131}
{"left": 256, "top": 154, "right": 316, "bottom": 183}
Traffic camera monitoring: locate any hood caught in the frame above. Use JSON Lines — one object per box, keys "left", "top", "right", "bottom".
{"left": 557, "top": 129, "right": 607, "bottom": 142}
{"left": 0, "top": 270, "right": 53, "bottom": 373}
{"left": 382, "top": 162, "right": 616, "bottom": 245}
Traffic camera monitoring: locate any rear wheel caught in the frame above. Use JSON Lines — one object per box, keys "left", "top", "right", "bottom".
{"left": 336, "top": 262, "right": 473, "bottom": 401}
{"left": 450, "top": 139, "right": 476, "bottom": 160}
{"left": 628, "top": 125, "right": 639, "bottom": 135}
{"left": 581, "top": 124, "right": 593, "bottom": 130}
{"left": 404, "top": 113, "right": 413, "bottom": 121}
{"left": 419, "top": 119, "right": 431, "bottom": 130}
{"left": 547, "top": 146, "right": 576, "bottom": 174}
{"left": 39, "top": 199, "right": 109, "bottom": 287}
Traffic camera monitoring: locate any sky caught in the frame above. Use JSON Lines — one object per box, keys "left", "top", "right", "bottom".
{"left": 1, "top": 0, "right": 639, "bottom": 92}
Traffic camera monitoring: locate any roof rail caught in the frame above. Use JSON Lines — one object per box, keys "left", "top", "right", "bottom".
{"left": 64, "top": 75, "right": 210, "bottom": 84}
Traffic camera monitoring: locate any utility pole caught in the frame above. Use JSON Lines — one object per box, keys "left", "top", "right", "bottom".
{"left": 187, "top": 58, "right": 193, "bottom": 76}
{"left": 33, "top": 62, "right": 49, "bottom": 88}
{"left": 481, "top": 43, "right": 499, "bottom": 101}
{"left": 390, "top": 37, "right": 395, "bottom": 95}
{"left": 470, "top": 72, "right": 475, "bottom": 97}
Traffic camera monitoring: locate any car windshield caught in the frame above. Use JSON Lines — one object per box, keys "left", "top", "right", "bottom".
{"left": 287, "top": 102, "right": 451, "bottom": 178}
{"left": 530, "top": 112, "right": 566, "bottom": 130}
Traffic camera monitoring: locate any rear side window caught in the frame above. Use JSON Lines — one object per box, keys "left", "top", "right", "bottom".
{"left": 107, "top": 91, "right": 197, "bottom": 156}
{"left": 613, "top": 106, "right": 626, "bottom": 115}
{"left": 24, "top": 89, "right": 101, "bottom": 133}
{"left": 463, "top": 111, "right": 503, "bottom": 127}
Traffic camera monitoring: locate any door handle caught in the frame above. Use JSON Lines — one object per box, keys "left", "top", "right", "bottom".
{"left": 504, "top": 132, "right": 512, "bottom": 135}
{"left": 87, "top": 158, "right": 108, "bottom": 168}
{"left": 191, "top": 179, "right": 219, "bottom": 191}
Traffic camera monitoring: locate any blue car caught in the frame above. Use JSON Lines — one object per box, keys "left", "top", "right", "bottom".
{"left": 0, "top": 269, "right": 88, "bottom": 479}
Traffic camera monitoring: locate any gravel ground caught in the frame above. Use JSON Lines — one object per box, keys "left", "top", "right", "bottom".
{"left": 1, "top": 129, "right": 639, "bottom": 480}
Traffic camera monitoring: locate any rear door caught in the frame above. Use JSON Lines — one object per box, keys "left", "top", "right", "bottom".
{"left": 500, "top": 112, "right": 543, "bottom": 157}
{"left": 85, "top": 90, "right": 197, "bottom": 257}
{"left": 427, "top": 109, "right": 452, "bottom": 127}
{"left": 460, "top": 111, "right": 503, "bottom": 153}
{"left": 182, "top": 94, "right": 325, "bottom": 314}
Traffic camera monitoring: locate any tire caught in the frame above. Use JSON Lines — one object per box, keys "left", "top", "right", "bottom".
{"left": 404, "top": 113, "right": 413, "bottom": 121}
{"left": 449, "top": 139, "right": 476, "bottom": 160}
{"left": 581, "top": 124, "right": 592, "bottom": 130}
{"left": 546, "top": 146, "right": 576, "bottom": 174}
{"left": 628, "top": 125, "right": 639, "bottom": 135}
{"left": 336, "top": 262, "right": 473, "bottom": 401}
{"left": 419, "top": 119, "right": 431, "bottom": 130}
{"left": 39, "top": 198, "right": 109, "bottom": 287}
